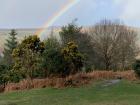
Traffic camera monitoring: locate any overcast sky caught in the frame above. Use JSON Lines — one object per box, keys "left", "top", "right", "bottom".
{"left": 0, "top": 0, "right": 140, "bottom": 28}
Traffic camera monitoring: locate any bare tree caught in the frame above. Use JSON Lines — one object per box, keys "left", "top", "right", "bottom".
{"left": 115, "top": 26, "right": 138, "bottom": 70}
{"left": 88, "top": 20, "right": 138, "bottom": 70}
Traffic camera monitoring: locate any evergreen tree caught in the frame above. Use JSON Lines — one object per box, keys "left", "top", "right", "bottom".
{"left": 59, "top": 21, "right": 82, "bottom": 46}
{"left": 41, "top": 35, "right": 65, "bottom": 77}
{"left": 59, "top": 22, "right": 97, "bottom": 71}
{"left": 0, "top": 30, "right": 18, "bottom": 85}
{"left": 3, "top": 29, "right": 18, "bottom": 68}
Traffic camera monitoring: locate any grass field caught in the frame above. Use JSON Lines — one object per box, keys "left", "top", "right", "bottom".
{"left": 0, "top": 80, "right": 140, "bottom": 105}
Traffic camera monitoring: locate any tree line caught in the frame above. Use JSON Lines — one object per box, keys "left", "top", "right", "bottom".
{"left": 0, "top": 20, "right": 138, "bottom": 85}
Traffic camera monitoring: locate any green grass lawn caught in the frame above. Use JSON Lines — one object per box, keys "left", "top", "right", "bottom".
{"left": 0, "top": 80, "right": 140, "bottom": 105}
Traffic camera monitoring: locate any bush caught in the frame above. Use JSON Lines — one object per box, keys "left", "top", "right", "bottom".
{"left": 41, "top": 38, "right": 85, "bottom": 77}
{"left": 0, "top": 64, "right": 9, "bottom": 85}
{"left": 133, "top": 60, "right": 140, "bottom": 77}
{"left": 62, "top": 41, "right": 84, "bottom": 75}
{"left": 41, "top": 36, "right": 66, "bottom": 77}
{"left": 12, "top": 35, "right": 44, "bottom": 79}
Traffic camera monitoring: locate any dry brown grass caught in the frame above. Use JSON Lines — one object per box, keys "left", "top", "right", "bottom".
{"left": 87, "top": 70, "right": 137, "bottom": 81}
{"left": 4, "top": 70, "right": 137, "bottom": 92}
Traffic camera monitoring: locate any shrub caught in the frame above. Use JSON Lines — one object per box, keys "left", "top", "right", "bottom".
{"left": 133, "top": 60, "right": 140, "bottom": 77}
{"left": 41, "top": 36, "right": 65, "bottom": 77}
{"left": 41, "top": 39, "right": 85, "bottom": 77}
{"left": 62, "top": 41, "right": 84, "bottom": 75}
{"left": 0, "top": 64, "right": 10, "bottom": 85}
{"left": 12, "top": 35, "right": 44, "bottom": 79}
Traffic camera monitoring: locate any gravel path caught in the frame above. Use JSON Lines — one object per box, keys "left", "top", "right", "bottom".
{"left": 102, "top": 79, "right": 121, "bottom": 87}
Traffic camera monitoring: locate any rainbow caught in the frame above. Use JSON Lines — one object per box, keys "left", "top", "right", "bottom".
{"left": 36, "top": 0, "right": 81, "bottom": 39}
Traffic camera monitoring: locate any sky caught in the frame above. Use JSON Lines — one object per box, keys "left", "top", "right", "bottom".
{"left": 0, "top": 0, "right": 140, "bottom": 28}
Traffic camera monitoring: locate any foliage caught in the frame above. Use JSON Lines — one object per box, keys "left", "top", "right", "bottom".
{"left": 12, "top": 35, "right": 44, "bottom": 80}
{"left": 0, "top": 64, "right": 9, "bottom": 85}
{"left": 2, "top": 29, "right": 18, "bottom": 68}
{"left": 62, "top": 41, "right": 84, "bottom": 75}
{"left": 41, "top": 36, "right": 65, "bottom": 77}
{"left": 133, "top": 60, "right": 140, "bottom": 77}
{"left": 59, "top": 21, "right": 95, "bottom": 71}
{"left": 59, "top": 21, "right": 82, "bottom": 45}
{"left": 0, "top": 30, "right": 18, "bottom": 84}
{"left": 0, "top": 21, "right": 137, "bottom": 84}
